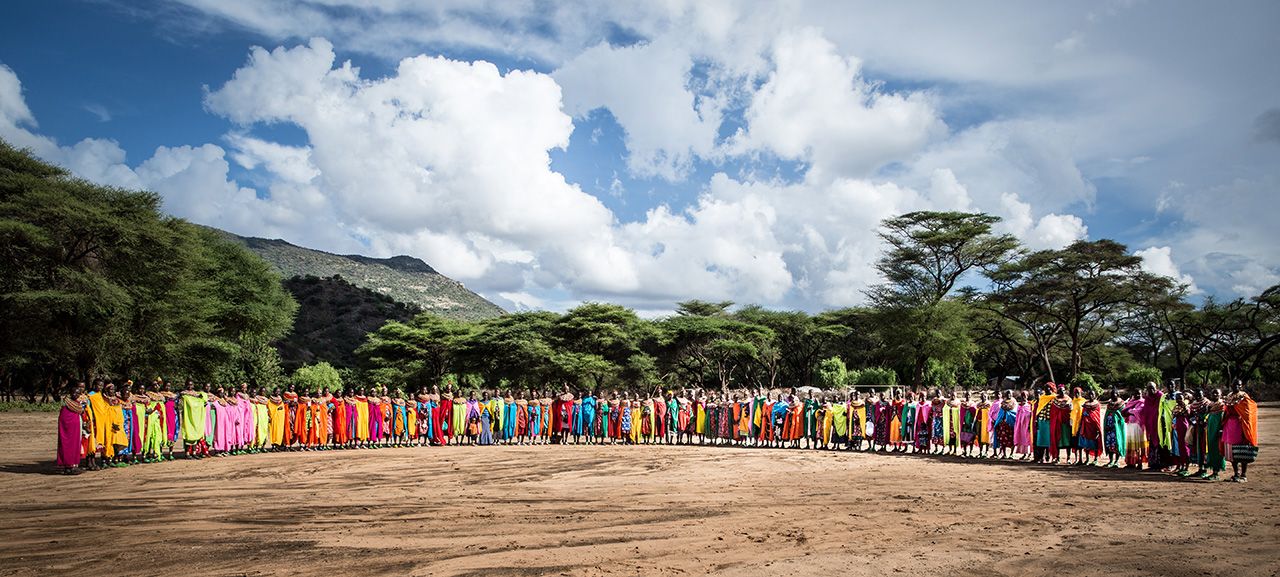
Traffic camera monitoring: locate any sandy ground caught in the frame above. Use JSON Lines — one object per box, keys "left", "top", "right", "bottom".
{"left": 0, "top": 407, "right": 1277, "bottom": 577}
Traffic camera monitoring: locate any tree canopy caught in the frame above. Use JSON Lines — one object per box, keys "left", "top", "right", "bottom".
{"left": 4, "top": 138, "right": 1278, "bottom": 399}
{"left": 0, "top": 140, "right": 296, "bottom": 399}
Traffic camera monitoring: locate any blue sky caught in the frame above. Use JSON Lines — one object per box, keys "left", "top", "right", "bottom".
{"left": 2, "top": 1, "right": 1278, "bottom": 314}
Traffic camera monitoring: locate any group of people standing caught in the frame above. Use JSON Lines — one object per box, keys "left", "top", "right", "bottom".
{"left": 54, "top": 378, "right": 1259, "bottom": 483}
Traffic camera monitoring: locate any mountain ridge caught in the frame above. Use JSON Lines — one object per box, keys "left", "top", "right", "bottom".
{"left": 212, "top": 228, "right": 505, "bottom": 321}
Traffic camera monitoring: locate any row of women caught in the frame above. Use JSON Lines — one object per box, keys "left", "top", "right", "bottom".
{"left": 55, "top": 378, "right": 1259, "bottom": 483}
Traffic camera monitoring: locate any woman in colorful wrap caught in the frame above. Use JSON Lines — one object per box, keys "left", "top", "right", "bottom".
{"left": 124, "top": 387, "right": 145, "bottom": 448}
{"left": 541, "top": 392, "right": 554, "bottom": 444}
{"left": 849, "top": 391, "right": 867, "bottom": 451}
{"left": 1186, "top": 389, "right": 1206, "bottom": 473}
{"left": 501, "top": 391, "right": 517, "bottom": 443}
{"left": 1140, "top": 383, "right": 1168, "bottom": 471}
{"left": 823, "top": 394, "right": 838, "bottom": 450}
{"left": 56, "top": 381, "right": 89, "bottom": 474}
{"left": 958, "top": 391, "right": 978, "bottom": 457}
{"left": 567, "top": 393, "right": 582, "bottom": 443}
{"left": 214, "top": 388, "right": 236, "bottom": 455}
{"left": 366, "top": 392, "right": 383, "bottom": 447}
{"left": 85, "top": 380, "right": 111, "bottom": 469}
{"left": 200, "top": 385, "right": 215, "bottom": 453}
{"left": 389, "top": 395, "right": 405, "bottom": 446}
{"left": 663, "top": 392, "right": 678, "bottom": 445}
{"left": 1032, "top": 383, "right": 1056, "bottom": 463}
{"left": 655, "top": 391, "right": 668, "bottom": 442}
{"left": 1170, "top": 392, "right": 1192, "bottom": 475}
{"left": 941, "top": 393, "right": 962, "bottom": 455}
{"left": 477, "top": 391, "right": 494, "bottom": 445}
{"left": 1196, "top": 388, "right": 1226, "bottom": 480}
{"left": 692, "top": 391, "right": 707, "bottom": 444}
{"left": 642, "top": 394, "right": 657, "bottom": 445}
{"left": 675, "top": 393, "right": 691, "bottom": 445}
{"left": 885, "top": 389, "right": 903, "bottom": 450}
{"left": 327, "top": 389, "right": 346, "bottom": 447}
{"left": 381, "top": 391, "right": 395, "bottom": 446}
{"left": 266, "top": 390, "right": 286, "bottom": 449}
{"left": 705, "top": 393, "right": 720, "bottom": 445}
{"left": 617, "top": 391, "right": 631, "bottom": 444}
{"left": 1222, "top": 381, "right": 1258, "bottom": 483}
{"left": 1102, "top": 389, "right": 1125, "bottom": 467}
{"left": 282, "top": 385, "right": 299, "bottom": 447}
{"left": 975, "top": 392, "right": 992, "bottom": 457}
{"left": 913, "top": 393, "right": 932, "bottom": 452}
{"left": 590, "top": 393, "right": 604, "bottom": 444}
{"left": 450, "top": 388, "right": 467, "bottom": 446}
{"left": 314, "top": 389, "right": 332, "bottom": 448}
{"left": 822, "top": 395, "right": 843, "bottom": 448}
{"left": 992, "top": 390, "right": 1017, "bottom": 458}
{"left": 897, "top": 392, "right": 916, "bottom": 453}
{"left": 161, "top": 382, "right": 179, "bottom": 460}
{"left": 1047, "top": 387, "right": 1073, "bottom": 464}
{"left": 773, "top": 394, "right": 793, "bottom": 450}
{"left": 926, "top": 392, "right": 944, "bottom": 454}
{"left": 142, "top": 385, "right": 166, "bottom": 462}
{"left": 413, "top": 388, "right": 430, "bottom": 446}
{"left": 527, "top": 391, "right": 542, "bottom": 442}
{"left": 351, "top": 388, "right": 368, "bottom": 447}
{"left": 435, "top": 386, "right": 452, "bottom": 445}
{"left": 178, "top": 382, "right": 208, "bottom": 458}
{"left": 1066, "top": 387, "right": 1086, "bottom": 465}
{"left": 113, "top": 382, "right": 136, "bottom": 464}
{"left": 734, "top": 393, "right": 751, "bottom": 443}
{"left": 552, "top": 385, "right": 573, "bottom": 444}
{"left": 800, "top": 392, "right": 819, "bottom": 449}
{"left": 100, "top": 383, "right": 126, "bottom": 465}
{"left": 1076, "top": 389, "right": 1104, "bottom": 466}
{"left": 631, "top": 396, "right": 644, "bottom": 445}
{"left": 239, "top": 384, "right": 256, "bottom": 452}
{"left": 252, "top": 387, "right": 270, "bottom": 452}
{"left": 509, "top": 394, "right": 524, "bottom": 447}
{"left": 1013, "top": 391, "right": 1033, "bottom": 458}
{"left": 289, "top": 393, "right": 309, "bottom": 450}
{"left": 1122, "top": 390, "right": 1148, "bottom": 468}
{"left": 461, "top": 391, "right": 479, "bottom": 444}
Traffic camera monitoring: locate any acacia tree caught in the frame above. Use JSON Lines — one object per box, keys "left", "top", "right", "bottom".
{"left": 550, "top": 302, "right": 656, "bottom": 391}
{"left": 357, "top": 313, "right": 472, "bottom": 387}
{"left": 1197, "top": 286, "right": 1280, "bottom": 384}
{"left": 988, "top": 239, "right": 1171, "bottom": 381}
{"left": 657, "top": 313, "right": 769, "bottom": 392}
{"left": 868, "top": 211, "right": 1020, "bottom": 389}
{"left": 455, "top": 312, "right": 559, "bottom": 389}
{"left": 0, "top": 139, "right": 296, "bottom": 396}
{"left": 969, "top": 303, "right": 1044, "bottom": 387}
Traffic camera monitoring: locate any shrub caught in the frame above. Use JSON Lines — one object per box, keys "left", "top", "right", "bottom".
{"left": 856, "top": 367, "right": 898, "bottom": 388}
{"left": 292, "top": 361, "right": 343, "bottom": 393}
{"left": 815, "top": 357, "right": 848, "bottom": 389}
{"left": 1068, "top": 372, "right": 1102, "bottom": 395}
{"left": 1124, "top": 366, "right": 1164, "bottom": 392}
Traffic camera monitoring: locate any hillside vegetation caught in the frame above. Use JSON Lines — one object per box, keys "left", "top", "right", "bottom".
{"left": 275, "top": 275, "right": 422, "bottom": 372}
{"left": 217, "top": 230, "right": 505, "bottom": 321}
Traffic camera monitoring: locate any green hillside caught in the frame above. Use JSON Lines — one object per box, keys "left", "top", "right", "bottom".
{"left": 275, "top": 275, "right": 422, "bottom": 372}
{"left": 215, "top": 229, "right": 505, "bottom": 321}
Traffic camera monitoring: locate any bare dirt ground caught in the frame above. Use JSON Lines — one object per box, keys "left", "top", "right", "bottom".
{"left": 1, "top": 407, "right": 1277, "bottom": 577}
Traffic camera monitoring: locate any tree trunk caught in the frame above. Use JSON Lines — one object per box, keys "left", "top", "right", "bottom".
{"left": 912, "top": 354, "right": 926, "bottom": 391}
{"left": 1040, "top": 348, "right": 1056, "bottom": 385}
{"left": 1069, "top": 341, "right": 1082, "bottom": 381}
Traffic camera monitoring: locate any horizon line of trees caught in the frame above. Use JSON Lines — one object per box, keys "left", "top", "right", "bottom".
{"left": 348, "top": 213, "right": 1279, "bottom": 397}
{"left": 3, "top": 137, "right": 1278, "bottom": 401}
